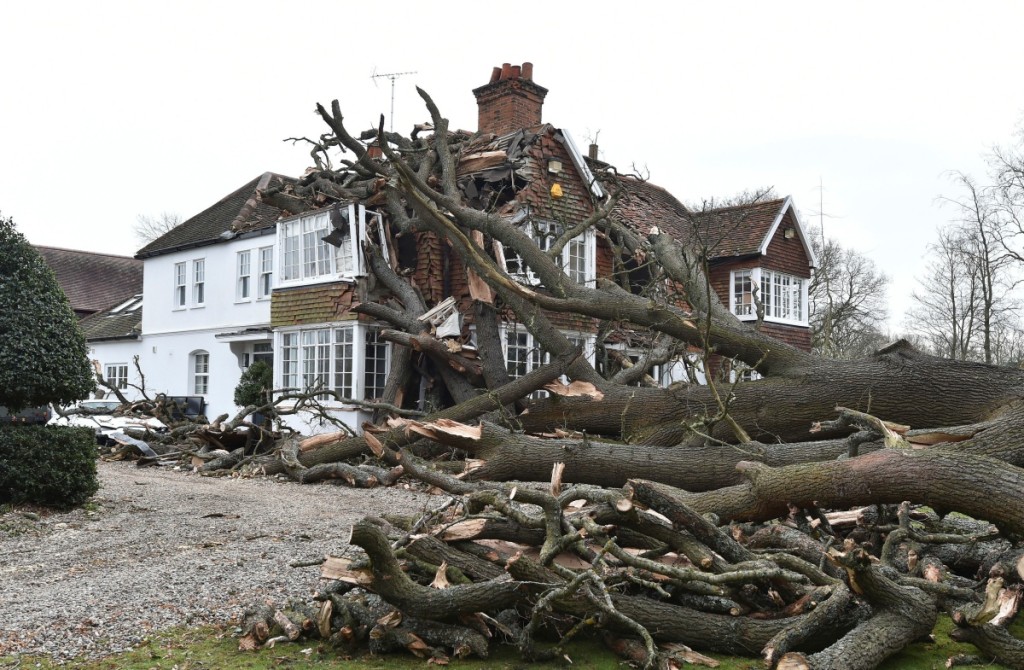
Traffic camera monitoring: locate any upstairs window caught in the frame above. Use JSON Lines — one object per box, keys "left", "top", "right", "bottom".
{"left": 192, "top": 259, "right": 205, "bottom": 306}
{"left": 762, "top": 270, "right": 805, "bottom": 323}
{"left": 733, "top": 269, "right": 755, "bottom": 316}
{"left": 730, "top": 268, "right": 808, "bottom": 326}
{"left": 258, "top": 246, "right": 273, "bottom": 298}
{"left": 503, "top": 218, "right": 596, "bottom": 286}
{"left": 173, "top": 262, "right": 187, "bottom": 308}
{"left": 236, "top": 250, "right": 251, "bottom": 301}
{"left": 278, "top": 204, "right": 385, "bottom": 286}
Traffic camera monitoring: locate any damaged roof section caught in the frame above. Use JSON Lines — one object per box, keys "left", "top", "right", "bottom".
{"left": 136, "top": 172, "right": 294, "bottom": 259}
{"left": 612, "top": 185, "right": 813, "bottom": 264}
{"left": 456, "top": 125, "right": 603, "bottom": 221}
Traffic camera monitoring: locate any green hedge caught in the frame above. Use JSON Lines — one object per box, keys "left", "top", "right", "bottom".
{"left": 0, "top": 425, "right": 99, "bottom": 508}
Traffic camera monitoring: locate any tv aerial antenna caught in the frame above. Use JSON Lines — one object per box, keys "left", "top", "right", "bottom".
{"left": 371, "top": 69, "right": 417, "bottom": 132}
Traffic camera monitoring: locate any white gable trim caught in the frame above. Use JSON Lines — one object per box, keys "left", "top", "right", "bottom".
{"left": 555, "top": 129, "right": 604, "bottom": 199}
{"left": 757, "top": 196, "right": 818, "bottom": 268}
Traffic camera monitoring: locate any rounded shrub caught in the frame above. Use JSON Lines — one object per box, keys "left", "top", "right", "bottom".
{"left": 0, "top": 214, "right": 98, "bottom": 507}
{"left": 0, "top": 426, "right": 99, "bottom": 508}
{"left": 0, "top": 214, "right": 95, "bottom": 412}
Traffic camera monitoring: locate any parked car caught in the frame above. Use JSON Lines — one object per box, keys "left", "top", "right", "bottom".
{"left": 0, "top": 406, "right": 52, "bottom": 425}
{"left": 48, "top": 399, "right": 166, "bottom": 445}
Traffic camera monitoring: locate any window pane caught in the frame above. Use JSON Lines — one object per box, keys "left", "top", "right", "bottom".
{"left": 334, "top": 327, "right": 354, "bottom": 398}
{"left": 259, "top": 246, "right": 274, "bottom": 298}
{"left": 193, "top": 352, "right": 209, "bottom": 395}
{"left": 567, "top": 237, "right": 587, "bottom": 283}
{"left": 506, "top": 331, "right": 529, "bottom": 379}
{"left": 364, "top": 329, "right": 389, "bottom": 399}
{"left": 301, "top": 329, "right": 331, "bottom": 394}
{"left": 282, "top": 222, "right": 300, "bottom": 281}
{"left": 734, "top": 270, "right": 753, "bottom": 315}
{"left": 193, "top": 260, "right": 205, "bottom": 305}
{"left": 281, "top": 333, "right": 298, "bottom": 390}
{"left": 237, "top": 251, "right": 251, "bottom": 299}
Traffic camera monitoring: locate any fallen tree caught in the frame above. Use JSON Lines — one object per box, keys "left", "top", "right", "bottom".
{"left": 173, "top": 87, "right": 1024, "bottom": 667}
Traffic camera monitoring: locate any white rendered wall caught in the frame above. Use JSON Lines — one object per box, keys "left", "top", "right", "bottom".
{"left": 138, "top": 231, "right": 274, "bottom": 418}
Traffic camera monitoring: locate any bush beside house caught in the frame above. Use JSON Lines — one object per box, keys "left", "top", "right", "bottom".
{"left": 0, "top": 214, "right": 98, "bottom": 507}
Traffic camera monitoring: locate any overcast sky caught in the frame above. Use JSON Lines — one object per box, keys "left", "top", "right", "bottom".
{"left": 3, "top": 1, "right": 1023, "bottom": 330}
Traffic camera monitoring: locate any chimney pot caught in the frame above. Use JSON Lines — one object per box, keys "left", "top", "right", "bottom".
{"left": 489, "top": 66, "right": 501, "bottom": 84}
{"left": 588, "top": 143, "right": 599, "bottom": 160}
{"left": 522, "top": 62, "right": 533, "bottom": 80}
{"left": 500, "top": 63, "right": 512, "bottom": 80}
{"left": 510, "top": 65, "right": 521, "bottom": 79}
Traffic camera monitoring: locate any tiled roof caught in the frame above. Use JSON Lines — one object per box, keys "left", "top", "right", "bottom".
{"left": 35, "top": 246, "right": 143, "bottom": 316}
{"left": 611, "top": 179, "right": 787, "bottom": 259}
{"left": 690, "top": 199, "right": 788, "bottom": 259}
{"left": 611, "top": 177, "right": 691, "bottom": 237}
{"left": 135, "top": 172, "right": 294, "bottom": 259}
{"left": 79, "top": 294, "right": 143, "bottom": 341}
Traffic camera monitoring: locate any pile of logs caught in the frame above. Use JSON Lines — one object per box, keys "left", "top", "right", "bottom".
{"left": 233, "top": 421, "right": 1024, "bottom": 670}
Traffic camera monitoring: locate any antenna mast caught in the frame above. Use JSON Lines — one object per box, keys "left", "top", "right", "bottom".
{"left": 371, "top": 70, "right": 417, "bottom": 132}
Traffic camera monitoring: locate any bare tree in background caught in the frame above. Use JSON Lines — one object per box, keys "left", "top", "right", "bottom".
{"left": 910, "top": 171, "right": 1021, "bottom": 364}
{"left": 133, "top": 212, "right": 181, "bottom": 245}
{"left": 809, "top": 232, "right": 889, "bottom": 359}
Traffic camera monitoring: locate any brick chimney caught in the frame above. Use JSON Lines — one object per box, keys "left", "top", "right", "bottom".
{"left": 473, "top": 62, "right": 548, "bottom": 136}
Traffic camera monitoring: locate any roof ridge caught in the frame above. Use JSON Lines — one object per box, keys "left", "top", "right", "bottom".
{"left": 696, "top": 198, "right": 785, "bottom": 215}
{"left": 35, "top": 246, "right": 141, "bottom": 261}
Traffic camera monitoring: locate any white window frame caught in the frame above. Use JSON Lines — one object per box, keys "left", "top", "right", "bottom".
{"left": 192, "top": 259, "right": 206, "bottom": 307}
{"left": 173, "top": 262, "right": 187, "bottom": 309}
{"left": 502, "top": 218, "right": 597, "bottom": 287}
{"left": 258, "top": 246, "right": 274, "bottom": 299}
{"left": 729, "top": 268, "right": 808, "bottom": 326}
{"left": 276, "top": 323, "right": 390, "bottom": 403}
{"left": 105, "top": 363, "right": 129, "bottom": 390}
{"left": 501, "top": 326, "right": 594, "bottom": 397}
{"left": 277, "top": 204, "right": 386, "bottom": 288}
{"left": 191, "top": 351, "right": 210, "bottom": 395}
{"left": 236, "top": 250, "right": 252, "bottom": 302}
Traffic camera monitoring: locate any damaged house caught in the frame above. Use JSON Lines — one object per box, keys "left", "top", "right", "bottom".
{"left": 86, "top": 62, "right": 815, "bottom": 430}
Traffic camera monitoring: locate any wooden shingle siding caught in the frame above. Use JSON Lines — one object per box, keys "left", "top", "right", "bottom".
{"left": 761, "top": 210, "right": 812, "bottom": 278}
{"left": 271, "top": 282, "right": 358, "bottom": 328}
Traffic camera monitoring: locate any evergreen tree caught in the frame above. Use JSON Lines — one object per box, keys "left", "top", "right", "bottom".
{"left": 0, "top": 214, "right": 94, "bottom": 412}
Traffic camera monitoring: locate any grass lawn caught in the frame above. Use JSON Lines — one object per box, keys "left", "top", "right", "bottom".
{"left": 2, "top": 614, "right": 1010, "bottom": 669}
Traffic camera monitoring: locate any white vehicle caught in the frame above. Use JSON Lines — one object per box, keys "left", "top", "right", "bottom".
{"left": 49, "top": 399, "right": 167, "bottom": 444}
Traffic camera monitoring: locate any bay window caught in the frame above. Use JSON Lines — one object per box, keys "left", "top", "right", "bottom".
{"left": 278, "top": 204, "right": 385, "bottom": 286}
{"left": 278, "top": 324, "right": 389, "bottom": 402}
{"left": 730, "top": 268, "right": 808, "bottom": 325}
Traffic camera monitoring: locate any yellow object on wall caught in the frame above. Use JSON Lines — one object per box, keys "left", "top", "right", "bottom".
{"left": 550, "top": 183, "right": 563, "bottom": 198}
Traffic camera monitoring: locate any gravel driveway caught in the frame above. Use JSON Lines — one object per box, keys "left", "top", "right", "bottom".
{"left": 0, "top": 460, "right": 436, "bottom": 662}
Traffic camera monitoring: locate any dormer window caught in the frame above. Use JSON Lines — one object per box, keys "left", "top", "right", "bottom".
{"left": 730, "top": 268, "right": 808, "bottom": 326}
{"left": 278, "top": 203, "right": 385, "bottom": 286}
{"left": 503, "top": 218, "right": 596, "bottom": 286}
